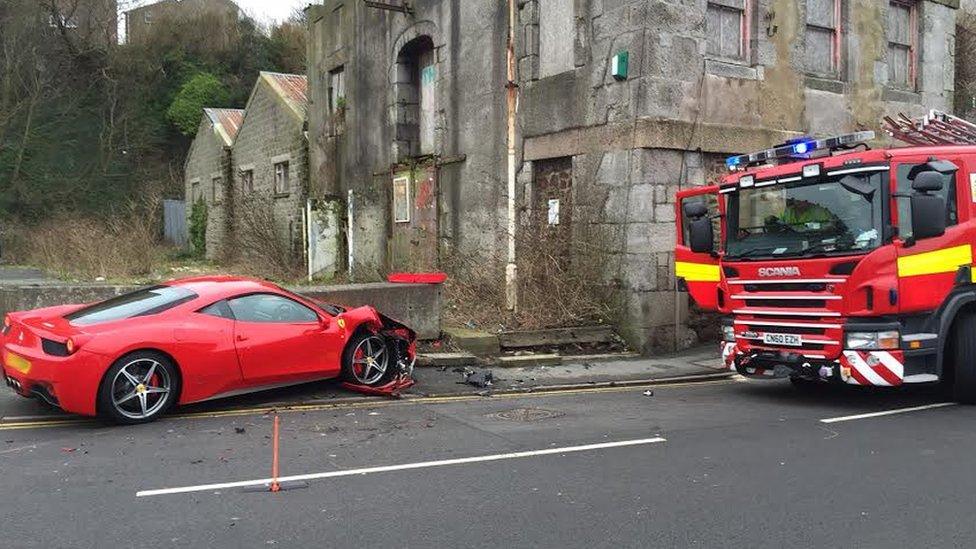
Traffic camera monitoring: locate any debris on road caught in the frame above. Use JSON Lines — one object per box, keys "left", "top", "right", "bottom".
{"left": 459, "top": 369, "right": 494, "bottom": 388}
{"left": 234, "top": 427, "right": 246, "bottom": 434}
{"left": 642, "top": 390, "right": 654, "bottom": 397}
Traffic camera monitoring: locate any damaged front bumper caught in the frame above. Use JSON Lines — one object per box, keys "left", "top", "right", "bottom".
{"left": 721, "top": 342, "right": 936, "bottom": 387}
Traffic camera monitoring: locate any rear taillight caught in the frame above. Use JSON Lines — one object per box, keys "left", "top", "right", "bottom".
{"left": 66, "top": 338, "right": 76, "bottom": 354}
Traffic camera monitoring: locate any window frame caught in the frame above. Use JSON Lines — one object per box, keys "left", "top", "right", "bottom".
{"left": 894, "top": 162, "right": 958, "bottom": 240}
{"left": 240, "top": 169, "right": 254, "bottom": 194}
{"left": 705, "top": 0, "right": 752, "bottom": 64}
{"left": 225, "top": 293, "right": 322, "bottom": 325}
{"left": 274, "top": 161, "right": 290, "bottom": 195}
{"left": 887, "top": 0, "right": 918, "bottom": 91}
{"left": 211, "top": 175, "right": 222, "bottom": 204}
{"left": 804, "top": 0, "right": 843, "bottom": 79}
{"left": 328, "top": 66, "right": 345, "bottom": 115}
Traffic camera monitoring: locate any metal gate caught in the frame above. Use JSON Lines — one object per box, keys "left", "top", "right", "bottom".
{"left": 389, "top": 166, "right": 439, "bottom": 272}
{"left": 162, "top": 199, "right": 187, "bottom": 248}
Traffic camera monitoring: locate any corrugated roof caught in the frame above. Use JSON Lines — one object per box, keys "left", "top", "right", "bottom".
{"left": 203, "top": 108, "right": 245, "bottom": 146}
{"left": 260, "top": 72, "right": 309, "bottom": 119}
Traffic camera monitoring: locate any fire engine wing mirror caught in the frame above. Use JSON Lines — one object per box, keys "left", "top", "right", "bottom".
{"left": 688, "top": 218, "right": 714, "bottom": 254}
{"left": 683, "top": 201, "right": 708, "bottom": 218}
{"left": 910, "top": 194, "right": 946, "bottom": 241}
{"left": 911, "top": 171, "right": 944, "bottom": 192}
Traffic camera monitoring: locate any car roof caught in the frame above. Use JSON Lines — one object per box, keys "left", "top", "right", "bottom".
{"left": 162, "top": 276, "right": 286, "bottom": 301}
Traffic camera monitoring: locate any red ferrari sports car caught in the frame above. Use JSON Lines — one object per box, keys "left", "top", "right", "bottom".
{"left": 1, "top": 276, "right": 416, "bottom": 423}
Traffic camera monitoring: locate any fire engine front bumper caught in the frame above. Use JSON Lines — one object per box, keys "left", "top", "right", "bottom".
{"left": 720, "top": 342, "right": 938, "bottom": 387}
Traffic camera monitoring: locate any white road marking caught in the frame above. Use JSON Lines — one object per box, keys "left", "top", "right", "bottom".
{"left": 136, "top": 437, "right": 667, "bottom": 498}
{"left": 820, "top": 403, "right": 957, "bottom": 424}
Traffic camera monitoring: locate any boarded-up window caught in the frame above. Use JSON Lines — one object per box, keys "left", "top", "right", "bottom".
{"left": 887, "top": 1, "right": 917, "bottom": 89}
{"left": 241, "top": 169, "right": 254, "bottom": 194}
{"left": 274, "top": 162, "right": 290, "bottom": 194}
{"left": 804, "top": 0, "right": 841, "bottom": 77}
{"left": 538, "top": 0, "right": 575, "bottom": 78}
{"left": 191, "top": 181, "right": 200, "bottom": 203}
{"left": 706, "top": 0, "right": 747, "bottom": 61}
{"left": 328, "top": 66, "right": 344, "bottom": 114}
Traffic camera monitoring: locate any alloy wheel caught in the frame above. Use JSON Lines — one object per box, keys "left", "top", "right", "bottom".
{"left": 111, "top": 358, "right": 172, "bottom": 420}
{"left": 352, "top": 335, "right": 389, "bottom": 385}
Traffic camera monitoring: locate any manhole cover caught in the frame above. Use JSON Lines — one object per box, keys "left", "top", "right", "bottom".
{"left": 487, "top": 408, "right": 565, "bottom": 422}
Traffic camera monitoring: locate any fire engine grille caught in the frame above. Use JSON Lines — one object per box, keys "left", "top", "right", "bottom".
{"left": 743, "top": 282, "right": 829, "bottom": 292}
{"left": 743, "top": 299, "right": 827, "bottom": 308}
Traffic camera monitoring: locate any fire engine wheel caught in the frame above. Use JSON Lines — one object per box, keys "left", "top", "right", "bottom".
{"left": 951, "top": 311, "right": 976, "bottom": 404}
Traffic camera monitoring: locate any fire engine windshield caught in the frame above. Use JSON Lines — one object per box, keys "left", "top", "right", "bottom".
{"left": 725, "top": 171, "right": 885, "bottom": 260}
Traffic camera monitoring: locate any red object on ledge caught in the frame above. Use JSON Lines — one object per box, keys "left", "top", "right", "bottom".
{"left": 387, "top": 272, "right": 448, "bottom": 284}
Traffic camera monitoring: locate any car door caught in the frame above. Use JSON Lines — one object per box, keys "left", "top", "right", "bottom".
{"left": 675, "top": 185, "right": 723, "bottom": 309}
{"left": 227, "top": 293, "right": 342, "bottom": 384}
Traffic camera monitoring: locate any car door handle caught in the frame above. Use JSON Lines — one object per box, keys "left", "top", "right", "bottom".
{"left": 236, "top": 335, "right": 249, "bottom": 342}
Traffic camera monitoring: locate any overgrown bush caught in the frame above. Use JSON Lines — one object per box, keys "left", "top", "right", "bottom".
{"left": 4, "top": 194, "right": 164, "bottom": 280}
{"left": 443, "top": 222, "right": 618, "bottom": 332}
{"left": 167, "top": 72, "right": 230, "bottom": 136}
{"left": 189, "top": 199, "right": 208, "bottom": 257}
{"left": 234, "top": 194, "right": 303, "bottom": 280}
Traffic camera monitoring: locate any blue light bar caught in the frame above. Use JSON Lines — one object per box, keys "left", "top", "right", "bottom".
{"left": 725, "top": 131, "right": 875, "bottom": 171}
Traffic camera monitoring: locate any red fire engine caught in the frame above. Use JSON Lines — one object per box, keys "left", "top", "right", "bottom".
{"left": 675, "top": 111, "right": 976, "bottom": 402}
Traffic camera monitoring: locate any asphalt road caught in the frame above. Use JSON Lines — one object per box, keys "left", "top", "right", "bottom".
{"left": 2, "top": 377, "right": 974, "bottom": 548}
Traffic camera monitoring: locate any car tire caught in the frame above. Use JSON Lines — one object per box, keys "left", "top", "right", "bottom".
{"left": 952, "top": 311, "right": 976, "bottom": 404}
{"left": 341, "top": 331, "right": 397, "bottom": 387}
{"left": 97, "top": 351, "right": 180, "bottom": 424}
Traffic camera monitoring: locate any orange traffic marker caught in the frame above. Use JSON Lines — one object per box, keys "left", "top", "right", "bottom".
{"left": 270, "top": 414, "right": 281, "bottom": 493}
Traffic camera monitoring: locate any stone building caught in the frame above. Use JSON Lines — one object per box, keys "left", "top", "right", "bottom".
{"left": 183, "top": 108, "right": 243, "bottom": 260}
{"left": 230, "top": 72, "right": 311, "bottom": 265}
{"left": 125, "top": 0, "right": 239, "bottom": 45}
{"left": 47, "top": 0, "right": 118, "bottom": 47}
{"left": 306, "top": 0, "right": 958, "bottom": 352}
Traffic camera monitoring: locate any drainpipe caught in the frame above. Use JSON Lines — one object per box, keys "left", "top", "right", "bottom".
{"left": 505, "top": 0, "right": 519, "bottom": 311}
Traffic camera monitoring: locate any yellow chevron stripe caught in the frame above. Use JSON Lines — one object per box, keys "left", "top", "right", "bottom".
{"left": 676, "top": 261, "right": 721, "bottom": 282}
{"left": 897, "top": 244, "right": 972, "bottom": 278}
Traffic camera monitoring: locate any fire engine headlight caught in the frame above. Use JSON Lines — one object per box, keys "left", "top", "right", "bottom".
{"left": 845, "top": 331, "right": 900, "bottom": 350}
{"left": 722, "top": 325, "right": 736, "bottom": 342}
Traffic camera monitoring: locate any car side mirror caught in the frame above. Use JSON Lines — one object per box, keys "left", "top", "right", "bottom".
{"left": 319, "top": 316, "right": 331, "bottom": 329}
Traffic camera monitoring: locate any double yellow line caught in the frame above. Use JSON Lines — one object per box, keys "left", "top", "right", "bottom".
{"left": 0, "top": 374, "right": 733, "bottom": 432}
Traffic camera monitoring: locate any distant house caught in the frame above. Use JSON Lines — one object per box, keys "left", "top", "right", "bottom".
{"left": 183, "top": 108, "right": 244, "bottom": 260}
{"left": 47, "top": 0, "right": 118, "bottom": 48}
{"left": 230, "top": 72, "right": 310, "bottom": 263}
{"left": 125, "top": 0, "right": 239, "bottom": 45}
{"left": 182, "top": 72, "right": 311, "bottom": 267}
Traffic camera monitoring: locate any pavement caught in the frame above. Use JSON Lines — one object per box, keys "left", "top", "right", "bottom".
{"left": 3, "top": 353, "right": 976, "bottom": 548}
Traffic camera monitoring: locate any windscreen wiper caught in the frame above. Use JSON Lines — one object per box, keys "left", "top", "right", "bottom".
{"left": 726, "top": 246, "right": 792, "bottom": 260}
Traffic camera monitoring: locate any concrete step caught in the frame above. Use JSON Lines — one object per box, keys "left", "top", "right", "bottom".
{"left": 416, "top": 352, "right": 478, "bottom": 368}
{"left": 498, "top": 325, "right": 616, "bottom": 349}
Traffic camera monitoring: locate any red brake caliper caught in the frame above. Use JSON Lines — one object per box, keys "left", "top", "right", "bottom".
{"left": 353, "top": 348, "right": 365, "bottom": 377}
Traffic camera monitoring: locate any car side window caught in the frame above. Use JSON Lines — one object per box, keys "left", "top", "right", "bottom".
{"left": 896, "top": 163, "right": 958, "bottom": 239}
{"left": 199, "top": 300, "right": 234, "bottom": 320}
{"left": 226, "top": 294, "right": 319, "bottom": 324}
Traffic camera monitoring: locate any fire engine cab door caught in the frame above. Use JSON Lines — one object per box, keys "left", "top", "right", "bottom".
{"left": 892, "top": 157, "right": 969, "bottom": 313}
{"left": 675, "top": 185, "right": 722, "bottom": 309}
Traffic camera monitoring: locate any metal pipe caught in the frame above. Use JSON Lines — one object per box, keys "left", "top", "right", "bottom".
{"left": 505, "top": 0, "right": 519, "bottom": 311}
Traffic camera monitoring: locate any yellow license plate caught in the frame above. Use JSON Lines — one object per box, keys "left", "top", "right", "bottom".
{"left": 4, "top": 352, "right": 31, "bottom": 374}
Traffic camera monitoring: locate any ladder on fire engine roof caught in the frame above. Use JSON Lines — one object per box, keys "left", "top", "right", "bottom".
{"left": 883, "top": 109, "right": 976, "bottom": 147}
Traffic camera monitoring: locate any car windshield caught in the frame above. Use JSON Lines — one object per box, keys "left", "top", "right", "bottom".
{"left": 725, "top": 171, "right": 885, "bottom": 260}
{"left": 65, "top": 285, "right": 198, "bottom": 326}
